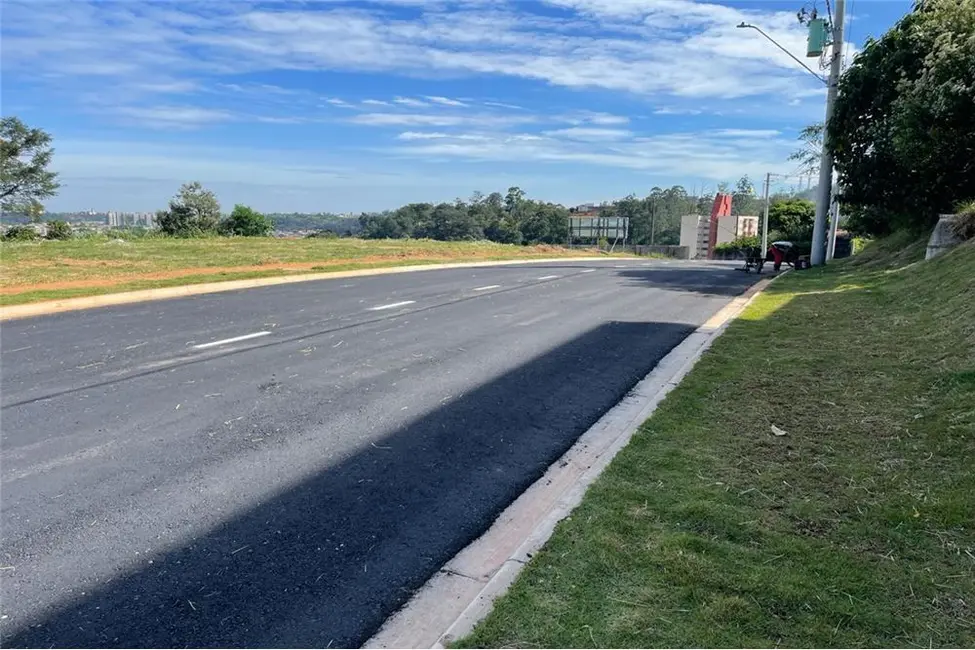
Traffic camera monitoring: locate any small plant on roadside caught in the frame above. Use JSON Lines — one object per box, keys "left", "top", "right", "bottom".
{"left": 45, "top": 220, "right": 72, "bottom": 240}
{"left": 219, "top": 204, "right": 273, "bottom": 237}
{"left": 2, "top": 225, "right": 39, "bottom": 241}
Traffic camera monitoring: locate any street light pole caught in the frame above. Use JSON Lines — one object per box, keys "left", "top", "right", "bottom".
{"left": 736, "top": 23, "right": 828, "bottom": 86}
{"left": 810, "top": 0, "right": 845, "bottom": 266}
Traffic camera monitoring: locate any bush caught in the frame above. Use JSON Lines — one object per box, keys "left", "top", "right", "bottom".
{"left": 219, "top": 204, "right": 273, "bottom": 237}
{"left": 713, "top": 235, "right": 760, "bottom": 256}
{"left": 305, "top": 229, "right": 338, "bottom": 239}
{"left": 950, "top": 200, "right": 975, "bottom": 241}
{"left": 45, "top": 220, "right": 72, "bottom": 240}
{"left": 2, "top": 225, "right": 39, "bottom": 241}
{"left": 157, "top": 182, "right": 221, "bottom": 237}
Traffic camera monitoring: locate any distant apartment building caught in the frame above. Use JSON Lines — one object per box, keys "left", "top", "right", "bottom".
{"left": 680, "top": 214, "right": 758, "bottom": 259}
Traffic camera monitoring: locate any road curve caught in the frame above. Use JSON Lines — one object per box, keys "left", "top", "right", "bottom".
{"left": 1, "top": 260, "right": 755, "bottom": 648}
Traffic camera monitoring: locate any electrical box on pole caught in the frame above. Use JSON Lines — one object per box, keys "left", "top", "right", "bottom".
{"left": 806, "top": 18, "right": 828, "bottom": 56}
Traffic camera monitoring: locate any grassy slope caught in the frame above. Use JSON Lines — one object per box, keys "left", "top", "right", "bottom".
{"left": 0, "top": 238, "right": 600, "bottom": 306}
{"left": 459, "top": 240, "right": 975, "bottom": 648}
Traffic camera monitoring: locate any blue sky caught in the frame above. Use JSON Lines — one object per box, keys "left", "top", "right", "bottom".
{"left": 2, "top": 0, "right": 910, "bottom": 213}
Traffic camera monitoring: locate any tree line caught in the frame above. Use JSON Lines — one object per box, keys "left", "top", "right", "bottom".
{"left": 3, "top": 113, "right": 814, "bottom": 246}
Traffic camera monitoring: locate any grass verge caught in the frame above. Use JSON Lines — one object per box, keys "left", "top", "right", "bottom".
{"left": 457, "top": 240, "right": 975, "bottom": 648}
{"left": 0, "top": 238, "right": 607, "bottom": 306}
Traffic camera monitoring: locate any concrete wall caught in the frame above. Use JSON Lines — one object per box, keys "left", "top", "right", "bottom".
{"left": 926, "top": 214, "right": 964, "bottom": 260}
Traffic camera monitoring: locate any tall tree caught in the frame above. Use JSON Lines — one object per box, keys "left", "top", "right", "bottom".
{"left": 789, "top": 123, "right": 823, "bottom": 176}
{"left": 731, "top": 176, "right": 759, "bottom": 216}
{"left": 828, "top": 0, "right": 975, "bottom": 235}
{"left": 0, "top": 117, "right": 60, "bottom": 212}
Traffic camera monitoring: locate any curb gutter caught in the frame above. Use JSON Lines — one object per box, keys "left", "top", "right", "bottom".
{"left": 366, "top": 273, "right": 779, "bottom": 649}
{"left": 0, "top": 257, "right": 609, "bottom": 322}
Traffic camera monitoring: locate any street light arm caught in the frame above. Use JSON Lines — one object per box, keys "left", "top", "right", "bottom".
{"left": 737, "top": 22, "right": 828, "bottom": 86}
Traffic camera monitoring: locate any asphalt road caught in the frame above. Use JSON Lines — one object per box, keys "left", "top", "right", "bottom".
{"left": 1, "top": 260, "right": 755, "bottom": 648}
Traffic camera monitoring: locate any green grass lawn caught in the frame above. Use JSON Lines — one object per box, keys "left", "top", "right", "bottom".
{"left": 0, "top": 237, "right": 602, "bottom": 306}
{"left": 458, "top": 238, "right": 975, "bottom": 648}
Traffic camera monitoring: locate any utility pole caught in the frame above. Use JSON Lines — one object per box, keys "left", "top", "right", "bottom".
{"left": 810, "top": 0, "right": 845, "bottom": 266}
{"left": 761, "top": 172, "right": 771, "bottom": 254}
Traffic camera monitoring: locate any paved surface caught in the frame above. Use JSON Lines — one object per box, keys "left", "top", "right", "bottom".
{"left": 1, "top": 260, "right": 755, "bottom": 648}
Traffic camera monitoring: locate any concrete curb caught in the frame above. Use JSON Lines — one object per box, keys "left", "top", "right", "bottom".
{"left": 365, "top": 272, "right": 780, "bottom": 649}
{"left": 0, "top": 257, "right": 608, "bottom": 322}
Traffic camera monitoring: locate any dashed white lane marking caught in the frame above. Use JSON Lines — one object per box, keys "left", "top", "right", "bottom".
{"left": 473, "top": 285, "right": 501, "bottom": 291}
{"left": 581, "top": 269, "right": 596, "bottom": 273}
{"left": 536, "top": 275, "right": 559, "bottom": 280}
{"left": 368, "top": 300, "right": 416, "bottom": 311}
{"left": 193, "top": 331, "right": 271, "bottom": 349}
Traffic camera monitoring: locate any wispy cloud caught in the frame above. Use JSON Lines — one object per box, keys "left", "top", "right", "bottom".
{"left": 544, "top": 127, "right": 633, "bottom": 141}
{"left": 3, "top": 0, "right": 829, "bottom": 106}
{"left": 115, "top": 105, "right": 236, "bottom": 129}
{"left": 711, "top": 128, "right": 781, "bottom": 138}
{"left": 350, "top": 112, "right": 536, "bottom": 128}
{"left": 397, "top": 131, "right": 489, "bottom": 140}
{"left": 425, "top": 96, "right": 467, "bottom": 107}
{"left": 362, "top": 99, "right": 391, "bottom": 106}
{"left": 324, "top": 97, "right": 353, "bottom": 107}
{"left": 393, "top": 97, "right": 429, "bottom": 107}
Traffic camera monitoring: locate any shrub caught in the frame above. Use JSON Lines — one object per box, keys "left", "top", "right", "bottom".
{"left": 305, "top": 229, "right": 338, "bottom": 239}
{"left": 950, "top": 200, "right": 975, "bottom": 241}
{"left": 45, "top": 220, "right": 72, "bottom": 240}
{"left": 2, "top": 225, "right": 39, "bottom": 241}
{"left": 157, "top": 182, "right": 221, "bottom": 237}
{"left": 714, "top": 235, "right": 760, "bottom": 257}
{"left": 219, "top": 204, "right": 273, "bottom": 237}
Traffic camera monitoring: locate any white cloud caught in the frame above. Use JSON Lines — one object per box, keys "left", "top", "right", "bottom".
{"left": 362, "top": 99, "right": 391, "bottom": 106}
{"left": 393, "top": 97, "right": 430, "bottom": 107}
{"left": 3, "top": 0, "right": 830, "bottom": 107}
{"left": 711, "top": 128, "right": 781, "bottom": 138}
{"left": 391, "top": 127, "right": 795, "bottom": 182}
{"left": 654, "top": 107, "right": 703, "bottom": 115}
{"left": 425, "top": 96, "right": 468, "bottom": 107}
{"left": 397, "top": 131, "right": 489, "bottom": 140}
{"left": 114, "top": 105, "right": 235, "bottom": 129}
{"left": 544, "top": 127, "right": 633, "bottom": 141}
{"left": 350, "top": 112, "right": 536, "bottom": 127}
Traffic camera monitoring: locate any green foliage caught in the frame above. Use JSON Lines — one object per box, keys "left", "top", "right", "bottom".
{"left": 0, "top": 117, "right": 60, "bottom": 212}
{"left": 352, "top": 183, "right": 804, "bottom": 247}
{"left": 731, "top": 176, "right": 760, "bottom": 216}
{"left": 2, "top": 225, "right": 39, "bottom": 241}
{"left": 713, "top": 235, "right": 760, "bottom": 256}
{"left": 45, "top": 219, "right": 72, "bottom": 240}
{"left": 768, "top": 198, "right": 815, "bottom": 241}
{"left": 828, "top": 0, "right": 975, "bottom": 236}
{"left": 951, "top": 199, "right": 975, "bottom": 241}
{"left": 219, "top": 204, "right": 273, "bottom": 237}
{"left": 156, "top": 182, "right": 222, "bottom": 237}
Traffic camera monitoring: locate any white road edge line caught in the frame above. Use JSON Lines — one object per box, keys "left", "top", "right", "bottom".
{"left": 580, "top": 269, "right": 596, "bottom": 273}
{"left": 192, "top": 331, "right": 270, "bottom": 350}
{"left": 365, "top": 274, "right": 781, "bottom": 650}
{"left": 368, "top": 300, "right": 416, "bottom": 311}
{"left": 472, "top": 285, "right": 501, "bottom": 291}
{"left": 536, "top": 275, "right": 559, "bottom": 280}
